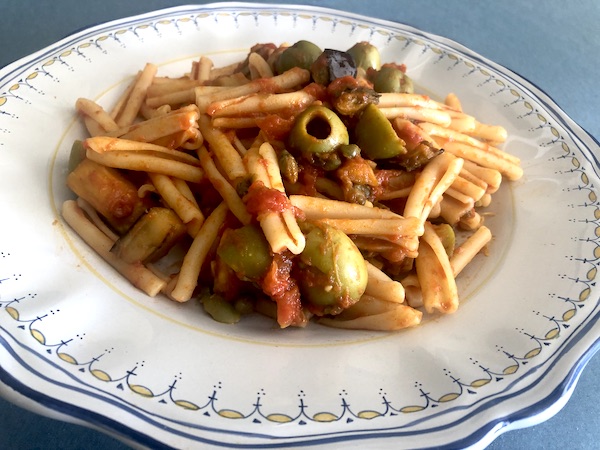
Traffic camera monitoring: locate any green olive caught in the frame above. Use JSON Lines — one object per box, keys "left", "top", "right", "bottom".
{"left": 68, "top": 140, "right": 86, "bottom": 173}
{"left": 202, "top": 292, "right": 241, "bottom": 324}
{"left": 278, "top": 149, "right": 299, "bottom": 184}
{"left": 298, "top": 221, "right": 368, "bottom": 314}
{"left": 346, "top": 41, "right": 381, "bottom": 71}
{"left": 288, "top": 105, "right": 349, "bottom": 157}
{"left": 275, "top": 40, "right": 322, "bottom": 74}
{"left": 354, "top": 103, "right": 406, "bottom": 160}
{"left": 372, "top": 66, "right": 414, "bottom": 94}
{"left": 217, "top": 224, "right": 272, "bottom": 281}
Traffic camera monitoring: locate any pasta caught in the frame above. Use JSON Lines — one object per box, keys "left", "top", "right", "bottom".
{"left": 62, "top": 40, "right": 521, "bottom": 331}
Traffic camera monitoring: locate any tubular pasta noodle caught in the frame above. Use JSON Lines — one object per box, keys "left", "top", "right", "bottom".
{"left": 197, "top": 146, "right": 252, "bottom": 225}
{"left": 416, "top": 223, "right": 458, "bottom": 314}
{"left": 248, "top": 52, "right": 274, "bottom": 79}
{"left": 289, "top": 195, "right": 402, "bottom": 220}
{"left": 113, "top": 109, "right": 200, "bottom": 145}
{"left": 318, "top": 300, "right": 422, "bottom": 331}
{"left": 418, "top": 122, "right": 516, "bottom": 164}
{"left": 170, "top": 201, "right": 229, "bottom": 302}
{"left": 84, "top": 136, "right": 202, "bottom": 167}
{"left": 76, "top": 98, "right": 119, "bottom": 134}
{"left": 364, "top": 261, "right": 405, "bottom": 304}
{"left": 110, "top": 71, "right": 141, "bottom": 120}
{"left": 198, "top": 114, "right": 247, "bottom": 181}
{"left": 404, "top": 152, "right": 464, "bottom": 223}
{"left": 402, "top": 225, "right": 492, "bottom": 309}
{"left": 85, "top": 148, "right": 204, "bottom": 183}
{"left": 75, "top": 197, "right": 119, "bottom": 242}
{"left": 461, "top": 159, "right": 503, "bottom": 193}
{"left": 146, "top": 89, "right": 197, "bottom": 108}
{"left": 244, "top": 142, "right": 306, "bottom": 255}
{"left": 377, "top": 93, "right": 451, "bottom": 110}
{"left": 148, "top": 173, "right": 204, "bottom": 226}
{"left": 116, "top": 63, "right": 158, "bottom": 127}
{"left": 317, "top": 217, "right": 422, "bottom": 238}
{"left": 450, "top": 226, "right": 492, "bottom": 275}
{"left": 443, "top": 141, "right": 522, "bottom": 181}
{"left": 195, "top": 67, "right": 310, "bottom": 112}
{"left": 378, "top": 107, "right": 452, "bottom": 127}
{"left": 439, "top": 195, "right": 474, "bottom": 225}
{"left": 209, "top": 91, "right": 316, "bottom": 118}
{"left": 444, "top": 92, "right": 462, "bottom": 111}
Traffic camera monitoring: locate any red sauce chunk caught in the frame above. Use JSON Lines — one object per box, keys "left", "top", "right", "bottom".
{"left": 255, "top": 115, "right": 295, "bottom": 141}
{"left": 243, "top": 180, "right": 304, "bottom": 220}
{"left": 244, "top": 181, "right": 290, "bottom": 217}
{"left": 261, "top": 253, "right": 307, "bottom": 328}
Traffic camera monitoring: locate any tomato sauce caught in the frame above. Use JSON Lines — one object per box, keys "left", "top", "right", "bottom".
{"left": 261, "top": 253, "right": 307, "bottom": 328}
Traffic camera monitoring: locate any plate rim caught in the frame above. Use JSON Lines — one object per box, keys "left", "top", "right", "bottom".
{"left": 1, "top": 2, "right": 599, "bottom": 449}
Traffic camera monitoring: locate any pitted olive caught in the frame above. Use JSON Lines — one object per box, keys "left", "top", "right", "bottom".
{"left": 297, "top": 221, "right": 368, "bottom": 315}
{"left": 217, "top": 224, "right": 272, "bottom": 281}
{"left": 346, "top": 41, "right": 381, "bottom": 71}
{"left": 275, "top": 40, "right": 322, "bottom": 74}
{"left": 288, "top": 105, "right": 349, "bottom": 157}
{"left": 372, "top": 66, "right": 414, "bottom": 94}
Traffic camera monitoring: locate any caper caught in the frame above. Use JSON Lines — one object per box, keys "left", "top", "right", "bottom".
{"left": 217, "top": 224, "right": 273, "bottom": 281}
{"left": 278, "top": 149, "right": 299, "bottom": 184}
{"left": 275, "top": 40, "right": 322, "bottom": 74}
{"left": 372, "top": 66, "right": 414, "bottom": 94}
{"left": 354, "top": 103, "right": 406, "bottom": 160}
{"left": 346, "top": 41, "right": 381, "bottom": 71}
{"left": 297, "top": 221, "right": 368, "bottom": 314}
{"left": 338, "top": 144, "right": 361, "bottom": 159}
{"left": 288, "top": 105, "right": 349, "bottom": 157}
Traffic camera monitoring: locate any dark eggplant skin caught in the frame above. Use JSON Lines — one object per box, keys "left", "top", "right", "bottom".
{"left": 310, "top": 49, "right": 357, "bottom": 85}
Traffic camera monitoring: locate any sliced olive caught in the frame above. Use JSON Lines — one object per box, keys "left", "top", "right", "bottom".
{"left": 346, "top": 41, "right": 381, "bottom": 71}
{"left": 217, "top": 224, "right": 273, "bottom": 281}
{"left": 297, "top": 221, "right": 368, "bottom": 315}
{"left": 288, "top": 105, "right": 349, "bottom": 156}
{"left": 354, "top": 103, "right": 406, "bottom": 160}
{"left": 310, "top": 49, "right": 357, "bottom": 85}
{"left": 275, "top": 40, "right": 322, "bottom": 74}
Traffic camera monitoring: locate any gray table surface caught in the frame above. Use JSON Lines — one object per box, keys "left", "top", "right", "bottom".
{"left": 1, "top": 0, "right": 598, "bottom": 448}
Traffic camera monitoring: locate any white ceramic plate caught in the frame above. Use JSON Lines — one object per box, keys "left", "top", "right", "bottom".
{"left": 1, "top": 3, "right": 599, "bottom": 449}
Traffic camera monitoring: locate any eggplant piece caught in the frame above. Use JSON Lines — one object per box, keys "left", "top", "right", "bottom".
{"left": 111, "top": 207, "right": 187, "bottom": 264}
{"left": 310, "top": 49, "right": 357, "bottom": 85}
{"left": 327, "top": 76, "right": 380, "bottom": 117}
{"left": 67, "top": 158, "right": 146, "bottom": 234}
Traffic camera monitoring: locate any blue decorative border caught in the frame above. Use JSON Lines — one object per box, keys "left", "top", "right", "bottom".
{"left": 1, "top": 3, "right": 599, "bottom": 448}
